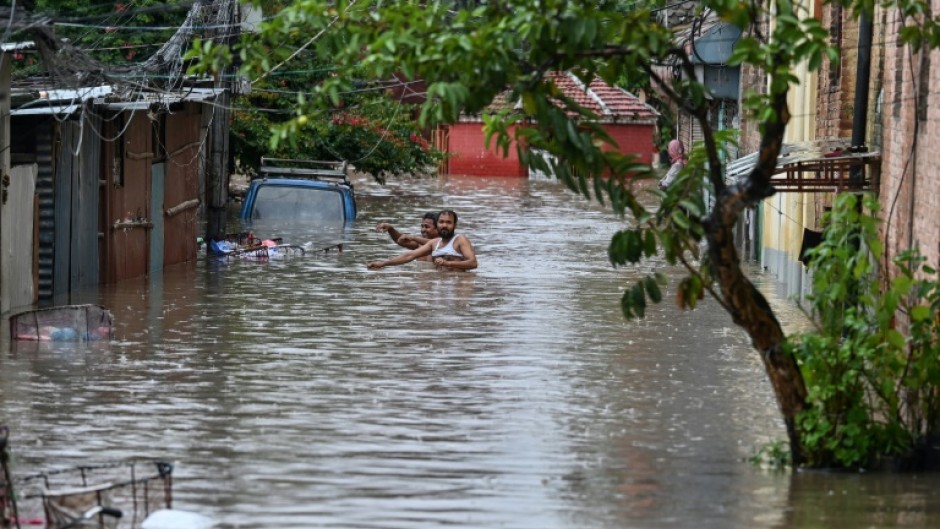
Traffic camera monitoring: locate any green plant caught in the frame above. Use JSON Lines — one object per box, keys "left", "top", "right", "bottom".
{"left": 791, "top": 193, "right": 940, "bottom": 468}
{"left": 750, "top": 440, "right": 791, "bottom": 470}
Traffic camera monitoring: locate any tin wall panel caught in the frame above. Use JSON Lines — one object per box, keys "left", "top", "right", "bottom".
{"left": 108, "top": 112, "right": 151, "bottom": 281}
{"left": 150, "top": 162, "right": 165, "bottom": 273}
{"left": 53, "top": 123, "right": 74, "bottom": 301}
{"left": 36, "top": 125, "right": 54, "bottom": 303}
{"left": 71, "top": 113, "right": 101, "bottom": 290}
{"left": 2, "top": 164, "right": 37, "bottom": 311}
{"left": 163, "top": 106, "right": 201, "bottom": 266}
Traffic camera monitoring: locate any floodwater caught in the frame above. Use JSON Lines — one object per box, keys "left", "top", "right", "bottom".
{"left": 2, "top": 174, "right": 940, "bottom": 529}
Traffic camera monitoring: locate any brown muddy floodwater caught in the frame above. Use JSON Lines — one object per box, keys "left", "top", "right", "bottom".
{"left": 2, "top": 174, "right": 940, "bottom": 529}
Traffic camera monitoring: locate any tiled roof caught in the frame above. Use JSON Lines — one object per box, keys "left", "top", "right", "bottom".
{"left": 548, "top": 72, "right": 659, "bottom": 123}
{"left": 461, "top": 72, "right": 658, "bottom": 124}
{"left": 655, "top": 0, "right": 698, "bottom": 29}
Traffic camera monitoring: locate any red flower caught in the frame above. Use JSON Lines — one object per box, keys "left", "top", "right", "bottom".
{"left": 115, "top": 3, "right": 127, "bottom": 12}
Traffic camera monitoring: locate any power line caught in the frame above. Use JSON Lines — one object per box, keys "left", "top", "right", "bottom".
{"left": 54, "top": 20, "right": 233, "bottom": 31}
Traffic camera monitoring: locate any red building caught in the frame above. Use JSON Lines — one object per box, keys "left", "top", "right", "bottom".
{"left": 437, "top": 72, "right": 659, "bottom": 177}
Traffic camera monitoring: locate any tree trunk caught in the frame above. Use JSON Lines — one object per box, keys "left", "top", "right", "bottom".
{"left": 705, "top": 91, "right": 809, "bottom": 465}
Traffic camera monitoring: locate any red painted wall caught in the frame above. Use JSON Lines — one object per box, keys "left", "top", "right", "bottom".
{"left": 604, "top": 124, "right": 657, "bottom": 165}
{"left": 446, "top": 123, "right": 527, "bottom": 177}
{"left": 445, "top": 122, "right": 655, "bottom": 177}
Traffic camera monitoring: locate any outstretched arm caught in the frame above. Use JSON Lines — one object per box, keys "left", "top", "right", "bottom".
{"left": 397, "top": 234, "right": 431, "bottom": 249}
{"left": 375, "top": 223, "right": 403, "bottom": 243}
{"left": 368, "top": 240, "right": 436, "bottom": 269}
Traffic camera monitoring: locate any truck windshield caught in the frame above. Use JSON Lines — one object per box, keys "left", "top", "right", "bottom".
{"left": 251, "top": 185, "right": 345, "bottom": 222}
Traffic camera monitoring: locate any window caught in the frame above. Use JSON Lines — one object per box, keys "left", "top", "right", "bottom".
{"left": 251, "top": 185, "right": 345, "bottom": 223}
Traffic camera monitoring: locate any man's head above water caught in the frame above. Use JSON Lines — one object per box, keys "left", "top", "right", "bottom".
{"left": 437, "top": 210, "right": 458, "bottom": 239}
{"left": 421, "top": 212, "right": 440, "bottom": 239}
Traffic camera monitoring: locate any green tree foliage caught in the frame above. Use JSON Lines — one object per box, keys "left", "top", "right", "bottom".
{"left": 187, "top": 0, "right": 940, "bottom": 468}
{"left": 231, "top": 62, "right": 441, "bottom": 179}
{"left": 221, "top": 2, "right": 442, "bottom": 178}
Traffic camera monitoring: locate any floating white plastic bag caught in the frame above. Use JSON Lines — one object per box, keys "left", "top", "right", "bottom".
{"left": 142, "top": 509, "right": 216, "bottom": 529}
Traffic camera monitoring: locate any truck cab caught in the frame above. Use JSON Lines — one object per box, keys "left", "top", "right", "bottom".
{"left": 239, "top": 158, "right": 357, "bottom": 224}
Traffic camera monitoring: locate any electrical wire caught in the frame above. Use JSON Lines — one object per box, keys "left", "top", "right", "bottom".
{"left": 250, "top": 0, "right": 358, "bottom": 85}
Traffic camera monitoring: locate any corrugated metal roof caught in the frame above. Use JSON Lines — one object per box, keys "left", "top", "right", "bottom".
{"left": 39, "top": 85, "right": 114, "bottom": 101}
{"left": 95, "top": 88, "right": 223, "bottom": 110}
{"left": 1, "top": 41, "right": 34, "bottom": 52}
{"left": 10, "top": 86, "right": 222, "bottom": 115}
{"left": 11, "top": 104, "right": 80, "bottom": 116}
{"left": 11, "top": 85, "right": 113, "bottom": 115}
{"left": 726, "top": 139, "right": 853, "bottom": 182}
{"left": 726, "top": 138, "right": 880, "bottom": 193}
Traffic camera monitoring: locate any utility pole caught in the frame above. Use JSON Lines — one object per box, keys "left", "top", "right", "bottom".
{"left": 205, "top": 0, "right": 237, "bottom": 242}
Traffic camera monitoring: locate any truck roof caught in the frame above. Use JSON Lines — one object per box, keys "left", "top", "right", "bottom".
{"left": 258, "top": 157, "right": 350, "bottom": 185}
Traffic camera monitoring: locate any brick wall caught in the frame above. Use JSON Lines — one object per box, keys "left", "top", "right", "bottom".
{"left": 807, "top": 3, "right": 845, "bottom": 227}
{"left": 737, "top": 63, "right": 766, "bottom": 157}
{"left": 736, "top": 13, "right": 771, "bottom": 157}
{"left": 879, "top": 8, "right": 940, "bottom": 269}
{"left": 815, "top": 4, "right": 858, "bottom": 141}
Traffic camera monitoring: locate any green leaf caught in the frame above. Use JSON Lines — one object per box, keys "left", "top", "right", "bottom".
{"left": 621, "top": 289, "right": 635, "bottom": 319}
{"left": 672, "top": 209, "right": 691, "bottom": 229}
{"left": 644, "top": 276, "right": 663, "bottom": 303}
{"left": 886, "top": 329, "right": 906, "bottom": 350}
{"left": 631, "top": 282, "right": 647, "bottom": 318}
{"left": 644, "top": 229, "right": 657, "bottom": 257}
{"left": 910, "top": 305, "right": 931, "bottom": 322}
{"left": 678, "top": 200, "right": 702, "bottom": 218}
{"left": 625, "top": 230, "right": 642, "bottom": 263}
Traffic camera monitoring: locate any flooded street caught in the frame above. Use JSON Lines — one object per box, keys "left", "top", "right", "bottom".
{"left": 3, "top": 174, "right": 940, "bottom": 528}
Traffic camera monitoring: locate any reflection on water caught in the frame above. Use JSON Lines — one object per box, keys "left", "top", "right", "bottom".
{"left": 2, "top": 174, "right": 940, "bottom": 529}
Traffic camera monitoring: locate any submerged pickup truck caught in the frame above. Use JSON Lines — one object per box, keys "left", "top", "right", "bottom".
{"left": 239, "top": 157, "right": 357, "bottom": 224}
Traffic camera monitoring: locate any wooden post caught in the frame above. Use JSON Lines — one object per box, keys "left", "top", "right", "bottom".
{"left": 206, "top": 91, "right": 230, "bottom": 242}
{"left": 0, "top": 53, "right": 11, "bottom": 313}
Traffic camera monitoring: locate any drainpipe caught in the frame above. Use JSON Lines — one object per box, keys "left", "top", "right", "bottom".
{"left": 848, "top": 11, "right": 873, "bottom": 309}
{"left": 850, "top": 11, "right": 873, "bottom": 186}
